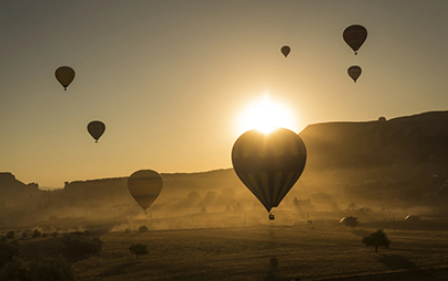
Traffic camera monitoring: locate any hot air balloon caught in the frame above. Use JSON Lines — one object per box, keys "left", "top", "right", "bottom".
{"left": 127, "top": 170, "right": 163, "bottom": 212}
{"left": 232, "top": 128, "right": 307, "bottom": 219}
{"left": 348, "top": 65, "right": 362, "bottom": 83}
{"left": 343, "top": 25, "right": 367, "bottom": 55}
{"left": 55, "top": 66, "right": 75, "bottom": 90}
{"left": 87, "top": 121, "right": 105, "bottom": 143}
{"left": 281, "top": 46, "right": 290, "bottom": 58}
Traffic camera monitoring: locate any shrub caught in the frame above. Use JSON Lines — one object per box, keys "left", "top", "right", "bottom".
{"left": 0, "top": 255, "right": 76, "bottom": 281}
{"left": 128, "top": 243, "right": 148, "bottom": 258}
{"left": 0, "top": 239, "right": 22, "bottom": 268}
{"left": 52, "top": 231, "right": 59, "bottom": 238}
{"left": 362, "top": 229, "right": 391, "bottom": 253}
{"left": 32, "top": 229, "right": 42, "bottom": 238}
{"left": 6, "top": 231, "right": 14, "bottom": 240}
{"left": 42, "top": 233, "right": 48, "bottom": 238}
{"left": 62, "top": 234, "right": 103, "bottom": 255}
{"left": 0, "top": 257, "right": 28, "bottom": 281}
{"left": 30, "top": 255, "right": 76, "bottom": 281}
{"left": 138, "top": 225, "right": 148, "bottom": 232}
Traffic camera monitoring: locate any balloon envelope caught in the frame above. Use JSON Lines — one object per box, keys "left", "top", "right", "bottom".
{"left": 281, "top": 46, "right": 291, "bottom": 58}
{"left": 87, "top": 121, "right": 105, "bottom": 142}
{"left": 343, "top": 25, "right": 367, "bottom": 54}
{"left": 231, "top": 128, "right": 307, "bottom": 212}
{"left": 127, "top": 170, "right": 163, "bottom": 211}
{"left": 348, "top": 65, "right": 362, "bottom": 82}
{"left": 55, "top": 66, "right": 75, "bottom": 90}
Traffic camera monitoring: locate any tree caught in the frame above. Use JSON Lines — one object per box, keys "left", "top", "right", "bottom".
{"left": 0, "top": 257, "right": 28, "bottom": 281}
{"left": 30, "top": 255, "right": 76, "bottom": 281}
{"left": 0, "top": 239, "right": 22, "bottom": 268}
{"left": 32, "top": 229, "right": 42, "bottom": 238}
{"left": 6, "top": 231, "right": 14, "bottom": 240}
{"left": 62, "top": 234, "right": 103, "bottom": 255}
{"left": 128, "top": 244, "right": 148, "bottom": 259}
{"left": 0, "top": 255, "right": 76, "bottom": 281}
{"left": 362, "top": 229, "right": 391, "bottom": 253}
{"left": 138, "top": 225, "right": 148, "bottom": 233}
{"left": 342, "top": 216, "right": 359, "bottom": 228}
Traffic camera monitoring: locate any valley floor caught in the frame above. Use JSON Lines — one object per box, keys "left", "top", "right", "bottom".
{"left": 9, "top": 217, "right": 448, "bottom": 281}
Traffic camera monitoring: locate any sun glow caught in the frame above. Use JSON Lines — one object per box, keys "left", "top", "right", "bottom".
{"left": 238, "top": 95, "right": 296, "bottom": 134}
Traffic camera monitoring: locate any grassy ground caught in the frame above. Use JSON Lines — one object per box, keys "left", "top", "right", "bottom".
{"left": 10, "top": 217, "right": 448, "bottom": 281}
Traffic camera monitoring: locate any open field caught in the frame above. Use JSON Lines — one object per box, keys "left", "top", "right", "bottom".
{"left": 4, "top": 215, "right": 448, "bottom": 281}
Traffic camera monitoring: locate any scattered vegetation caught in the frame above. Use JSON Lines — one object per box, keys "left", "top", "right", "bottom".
{"left": 129, "top": 243, "right": 148, "bottom": 258}
{"left": 0, "top": 238, "right": 22, "bottom": 268}
{"left": 52, "top": 231, "right": 59, "bottom": 238}
{"left": 62, "top": 232, "right": 103, "bottom": 255}
{"left": 0, "top": 257, "right": 28, "bottom": 281}
{"left": 0, "top": 255, "right": 76, "bottom": 281}
{"left": 362, "top": 229, "right": 391, "bottom": 253}
{"left": 30, "top": 255, "right": 76, "bottom": 281}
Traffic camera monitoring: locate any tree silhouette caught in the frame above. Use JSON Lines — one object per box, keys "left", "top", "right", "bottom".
{"left": 6, "top": 231, "right": 15, "bottom": 240}
{"left": 32, "top": 229, "right": 42, "bottom": 238}
{"left": 129, "top": 243, "right": 148, "bottom": 259}
{"left": 362, "top": 229, "right": 391, "bottom": 253}
{"left": 138, "top": 225, "right": 148, "bottom": 232}
{"left": 342, "top": 216, "right": 359, "bottom": 228}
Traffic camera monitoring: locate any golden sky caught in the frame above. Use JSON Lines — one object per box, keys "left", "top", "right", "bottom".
{"left": 2, "top": 0, "right": 448, "bottom": 187}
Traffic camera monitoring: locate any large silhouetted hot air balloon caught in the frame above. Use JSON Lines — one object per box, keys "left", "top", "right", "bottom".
{"left": 128, "top": 170, "right": 163, "bottom": 211}
{"left": 281, "top": 46, "right": 290, "bottom": 58}
{"left": 55, "top": 66, "right": 75, "bottom": 90}
{"left": 348, "top": 65, "right": 362, "bottom": 82}
{"left": 343, "top": 25, "right": 367, "bottom": 55}
{"left": 87, "top": 121, "right": 105, "bottom": 143}
{"left": 232, "top": 128, "right": 307, "bottom": 219}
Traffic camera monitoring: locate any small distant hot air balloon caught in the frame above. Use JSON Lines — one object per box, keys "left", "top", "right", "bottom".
{"left": 55, "top": 66, "right": 75, "bottom": 90}
{"left": 128, "top": 170, "right": 163, "bottom": 212}
{"left": 232, "top": 128, "right": 307, "bottom": 220}
{"left": 343, "top": 25, "right": 367, "bottom": 55}
{"left": 348, "top": 66, "right": 362, "bottom": 83}
{"left": 87, "top": 121, "right": 105, "bottom": 143}
{"left": 281, "top": 46, "right": 291, "bottom": 58}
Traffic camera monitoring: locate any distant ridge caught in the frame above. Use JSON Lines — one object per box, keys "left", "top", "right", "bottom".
{"left": 3, "top": 110, "right": 448, "bottom": 194}
{"left": 298, "top": 110, "right": 448, "bottom": 188}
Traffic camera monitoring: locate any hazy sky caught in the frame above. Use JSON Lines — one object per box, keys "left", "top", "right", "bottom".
{"left": 2, "top": 0, "right": 448, "bottom": 187}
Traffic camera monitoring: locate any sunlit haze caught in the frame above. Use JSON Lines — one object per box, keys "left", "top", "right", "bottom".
{"left": 238, "top": 95, "right": 296, "bottom": 134}
{"left": 2, "top": 1, "right": 448, "bottom": 187}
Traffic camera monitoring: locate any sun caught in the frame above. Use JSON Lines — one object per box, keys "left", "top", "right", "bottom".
{"left": 238, "top": 95, "right": 296, "bottom": 134}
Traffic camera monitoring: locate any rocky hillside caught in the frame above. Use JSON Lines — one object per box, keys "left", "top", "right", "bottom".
{"left": 299, "top": 111, "right": 448, "bottom": 185}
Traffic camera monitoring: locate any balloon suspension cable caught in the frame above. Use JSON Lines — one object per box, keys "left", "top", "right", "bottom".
{"left": 95, "top": 140, "right": 98, "bottom": 143}
{"left": 64, "top": 87, "right": 67, "bottom": 91}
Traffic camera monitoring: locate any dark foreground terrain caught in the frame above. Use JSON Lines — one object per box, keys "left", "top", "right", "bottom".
{"left": 3, "top": 214, "right": 448, "bottom": 281}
